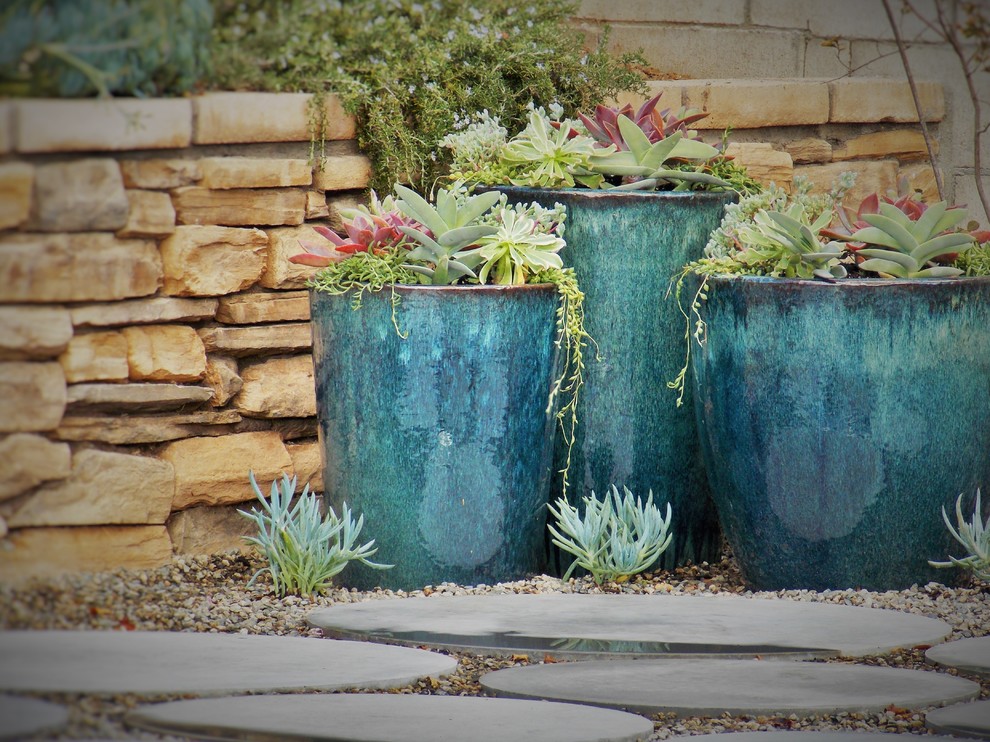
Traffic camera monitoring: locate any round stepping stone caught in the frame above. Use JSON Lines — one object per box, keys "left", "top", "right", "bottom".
{"left": 0, "top": 630, "right": 456, "bottom": 696}
{"left": 0, "top": 696, "right": 68, "bottom": 740}
{"left": 479, "top": 658, "right": 980, "bottom": 717}
{"left": 308, "top": 593, "right": 951, "bottom": 659}
{"left": 126, "top": 693, "right": 655, "bottom": 742}
{"left": 927, "top": 700, "right": 990, "bottom": 740}
{"left": 927, "top": 636, "right": 990, "bottom": 678}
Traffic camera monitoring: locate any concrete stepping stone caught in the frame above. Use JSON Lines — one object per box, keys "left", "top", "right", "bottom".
{"left": 479, "top": 658, "right": 980, "bottom": 717}
{"left": 126, "top": 693, "right": 655, "bottom": 742}
{"left": 0, "top": 630, "right": 455, "bottom": 696}
{"left": 308, "top": 593, "right": 951, "bottom": 659}
{"left": 686, "top": 734, "right": 963, "bottom": 742}
{"left": 927, "top": 636, "right": 990, "bottom": 678}
{"left": 0, "top": 696, "right": 68, "bottom": 740}
{"left": 927, "top": 700, "right": 990, "bottom": 740}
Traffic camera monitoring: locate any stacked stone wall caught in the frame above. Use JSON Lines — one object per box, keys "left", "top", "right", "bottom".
{"left": 0, "top": 78, "right": 950, "bottom": 582}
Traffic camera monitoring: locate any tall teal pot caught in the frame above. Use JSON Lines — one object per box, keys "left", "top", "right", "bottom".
{"left": 691, "top": 275, "right": 990, "bottom": 590}
{"left": 495, "top": 187, "right": 736, "bottom": 569}
{"left": 310, "top": 283, "right": 560, "bottom": 591}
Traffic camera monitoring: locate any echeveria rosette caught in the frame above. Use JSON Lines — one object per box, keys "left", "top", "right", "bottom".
{"left": 474, "top": 209, "right": 566, "bottom": 285}
{"left": 500, "top": 110, "right": 606, "bottom": 189}
{"left": 735, "top": 204, "right": 847, "bottom": 281}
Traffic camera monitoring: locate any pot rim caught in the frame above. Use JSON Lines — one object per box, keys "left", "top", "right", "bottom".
{"left": 698, "top": 273, "right": 990, "bottom": 290}
{"left": 309, "top": 281, "right": 558, "bottom": 295}
{"left": 485, "top": 184, "right": 737, "bottom": 202}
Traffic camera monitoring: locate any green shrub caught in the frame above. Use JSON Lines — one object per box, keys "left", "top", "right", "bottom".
{"left": 0, "top": 0, "right": 213, "bottom": 98}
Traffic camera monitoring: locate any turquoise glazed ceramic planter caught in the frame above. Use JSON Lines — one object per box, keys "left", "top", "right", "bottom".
{"left": 310, "top": 283, "right": 560, "bottom": 591}
{"left": 495, "top": 187, "right": 735, "bottom": 569}
{"left": 690, "top": 275, "right": 990, "bottom": 590}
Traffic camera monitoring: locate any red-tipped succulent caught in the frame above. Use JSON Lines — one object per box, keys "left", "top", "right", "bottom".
{"left": 554, "top": 93, "right": 709, "bottom": 151}
{"left": 822, "top": 180, "right": 931, "bottom": 252}
{"left": 289, "top": 195, "right": 426, "bottom": 267}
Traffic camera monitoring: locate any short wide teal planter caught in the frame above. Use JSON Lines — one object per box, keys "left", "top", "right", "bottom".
{"left": 495, "top": 187, "right": 735, "bottom": 569}
{"left": 310, "top": 284, "right": 560, "bottom": 591}
{"left": 691, "top": 275, "right": 990, "bottom": 590}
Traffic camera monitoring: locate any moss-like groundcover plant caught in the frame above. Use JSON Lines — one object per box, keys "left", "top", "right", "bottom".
{"left": 211, "top": 0, "right": 648, "bottom": 191}
{"left": 293, "top": 183, "right": 591, "bottom": 494}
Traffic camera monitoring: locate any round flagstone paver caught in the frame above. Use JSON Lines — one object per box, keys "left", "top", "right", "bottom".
{"left": 308, "top": 593, "right": 952, "bottom": 659}
{"left": 0, "top": 630, "right": 456, "bottom": 696}
{"left": 926, "top": 636, "right": 990, "bottom": 678}
{"left": 927, "top": 700, "right": 990, "bottom": 740}
{"left": 126, "top": 692, "right": 655, "bottom": 742}
{"left": 0, "top": 696, "right": 68, "bottom": 740}
{"left": 479, "top": 658, "right": 980, "bottom": 717}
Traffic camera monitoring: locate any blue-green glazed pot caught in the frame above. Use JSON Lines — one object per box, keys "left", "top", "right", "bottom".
{"left": 495, "top": 187, "right": 736, "bottom": 570}
{"left": 690, "top": 274, "right": 990, "bottom": 591}
{"left": 310, "top": 283, "right": 560, "bottom": 591}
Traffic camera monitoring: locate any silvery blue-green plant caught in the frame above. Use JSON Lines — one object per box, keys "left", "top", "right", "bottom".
{"left": 548, "top": 485, "right": 673, "bottom": 585}
{"left": 475, "top": 208, "right": 566, "bottom": 285}
{"left": 929, "top": 490, "right": 990, "bottom": 582}
{"left": 500, "top": 110, "right": 605, "bottom": 189}
{"left": 239, "top": 472, "right": 391, "bottom": 597}
{"left": 735, "top": 203, "right": 847, "bottom": 280}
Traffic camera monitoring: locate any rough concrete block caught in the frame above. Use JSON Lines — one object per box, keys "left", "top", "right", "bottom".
{"left": 829, "top": 78, "right": 944, "bottom": 123}
{"left": 575, "top": 0, "right": 744, "bottom": 24}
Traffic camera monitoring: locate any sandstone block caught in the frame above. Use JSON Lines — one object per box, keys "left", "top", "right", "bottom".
{"left": 167, "top": 504, "right": 255, "bottom": 555}
{"left": 122, "top": 325, "right": 207, "bottom": 383}
{"left": 306, "top": 191, "right": 330, "bottom": 219}
{"left": 201, "top": 157, "right": 312, "bottom": 189}
{"left": 117, "top": 190, "right": 176, "bottom": 238}
{"left": 234, "top": 355, "right": 316, "bottom": 419}
{"left": 161, "top": 431, "right": 293, "bottom": 510}
{"left": 198, "top": 324, "right": 313, "bottom": 357}
{"left": 832, "top": 129, "right": 933, "bottom": 162}
{"left": 0, "top": 233, "right": 162, "bottom": 303}
{"left": 193, "top": 92, "right": 355, "bottom": 144}
{"left": 8, "top": 449, "right": 174, "bottom": 527}
{"left": 15, "top": 98, "right": 192, "bottom": 152}
{"left": 216, "top": 291, "right": 311, "bottom": 324}
{"left": 785, "top": 138, "right": 833, "bottom": 164}
{"left": 0, "top": 162, "right": 34, "bottom": 230}
{"left": 120, "top": 159, "right": 201, "bottom": 189}
{"left": 0, "top": 102, "right": 11, "bottom": 154}
{"left": 795, "top": 160, "right": 900, "bottom": 207}
{"left": 204, "top": 356, "right": 243, "bottom": 407}
{"left": 724, "top": 143, "right": 793, "bottom": 190}
{"left": 326, "top": 195, "right": 365, "bottom": 232}
{"left": 59, "top": 331, "right": 129, "bottom": 383}
{"left": 28, "top": 159, "right": 129, "bottom": 232}
{"left": 609, "top": 81, "right": 686, "bottom": 113}
{"left": 0, "top": 363, "right": 65, "bottom": 432}
{"left": 55, "top": 410, "right": 243, "bottom": 445}
{"left": 66, "top": 383, "right": 213, "bottom": 412}
{"left": 899, "top": 163, "right": 941, "bottom": 203}
{"left": 260, "top": 225, "right": 325, "bottom": 289}
{"left": 829, "top": 79, "right": 944, "bottom": 123}
{"left": 682, "top": 79, "right": 830, "bottom": 129}
{"left": 311, "top": 155, "right": 372, "bottom": 191}
{"left": 0, "top": 434, "right": 72, "bottom": 503}
{"left": 0, "top": 526, "right": 172, "bottom": 583}
{"left": 0, "top": 306, "right": 73, "bottom": 361}
{"left": 160, "top": 225, "right": 268, "bottom": 297}
{"left": 172, "top": 187, "right": 306, "bottom": 227}
{"left": 287, "top": 441, "right": 323, "bottom": 493}
{"left": 70, "top": 297, "right": 218, "bottom": 328}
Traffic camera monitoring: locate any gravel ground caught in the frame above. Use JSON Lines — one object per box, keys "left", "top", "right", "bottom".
{"left": 1, "top": 551, "right": 987, "bottom": 741}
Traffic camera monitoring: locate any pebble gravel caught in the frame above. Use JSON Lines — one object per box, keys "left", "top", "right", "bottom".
{"left": 0, "top": 551, "right": 987, "bottom": 741}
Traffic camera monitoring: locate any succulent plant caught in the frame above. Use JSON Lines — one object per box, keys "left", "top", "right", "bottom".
{"left": 547, "top": 484, "right": 673, "bottom": 585}
{"left": 735, "top": 204, "right": 848, "bottom": 280}
{"left": 393, "top": 183, "right": 501, "bottom": 285}
{"left": 588, "top": 116, "right": 729, "bottom": 191}
{"left": 843, "top": 200, "right": 976, "bottom": 278}
{"left": 500, "top": 110, "right": 605, "bottom": 189}
{"left": 290, "top": 192, "right": 422, "bottom": 267}
{"left": 929, "top": 490, "right": 990, "bottom": 582}
{"left": 474, "top": 208, "right": 566, "bottom": 285}
{"left": 239, "top": 472, "right": 391, "bottom": 597}
{"left": 576, "top": 92, "right": 708, "bottom": 150}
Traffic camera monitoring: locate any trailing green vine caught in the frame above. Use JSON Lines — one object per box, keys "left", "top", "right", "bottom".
{"left": 210, "top": 0, "right": 647, "bottom": 191}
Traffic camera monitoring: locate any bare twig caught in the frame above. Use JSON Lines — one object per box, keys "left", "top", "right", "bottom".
{"left": 882, "top": 0, "right": 945, "bottom": 199}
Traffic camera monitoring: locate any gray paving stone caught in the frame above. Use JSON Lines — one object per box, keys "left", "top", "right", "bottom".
{"left": 127, "top": 693, "right": 655, "bottom": 742}
{"left": 927, "top": 700, "right": 990, "bottom": 740}
{"left": 0, "top": 695, "right": 68, "bottom": 740}
{"left": 308, "top": 593, "right": 951, "bottom": 659}
{"left": 927, "top": 636, "right": 990, "bottom": 678}
{"left": 0, "top": 630, "right": 455, "bottom": 696}
{"left": 479, "top": 658, "right": 980, "bottom": 717}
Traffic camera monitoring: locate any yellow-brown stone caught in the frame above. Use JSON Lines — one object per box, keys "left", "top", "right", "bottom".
{"left": 117, "top": 190, "right": 176, "bottom": 238}
{"left": 59, "top": 331, "right": 129, "bottom": 383}
{"left": 122, "top": 325, "right": 207, "bottom": 383}
{"left": 160, "top": 225, "right": 268, "bottom": 297}
{"left": 0, "top": 434, "right": 71, "bottom": 503}
{"left": 200, "top": 157, "right": 312, "bottom": 189}
{"left": 0, "top": 162, "right": 34, "bottom": 231}
{"left": 0, "top": 362, "right": 66, "bottom": 432}
{"left": 0, "top": 306, "right": 73, "bottom": 361}
{"left": 216, "top": 291, "right": 311, "bottom": 324}
{"left": 172, "top": 187, "right": 306, "bottom": 227}
{"left": 234, "top": 355, "right": 316, "bottom": 418}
